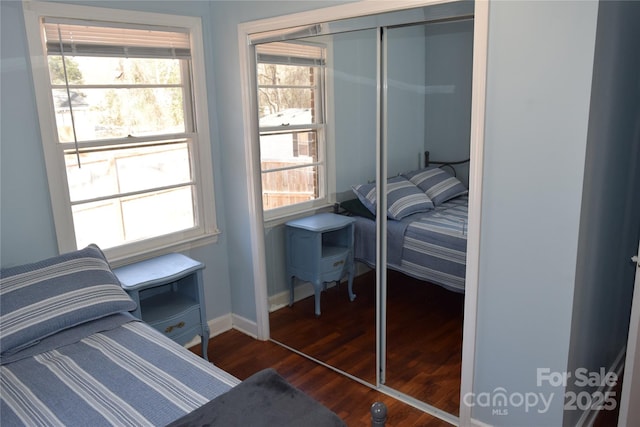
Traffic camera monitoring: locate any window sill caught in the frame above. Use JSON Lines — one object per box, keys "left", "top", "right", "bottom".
{"left": 263, "top": 203, "right": 336, "bottom": 228}
{"left": 107, "top": 230, "right": 221, "bottom": 268}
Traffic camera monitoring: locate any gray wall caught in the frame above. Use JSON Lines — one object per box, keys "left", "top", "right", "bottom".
{"left": 565, "top": 1, "right": 640, "bottom": 425}
{"left": 386, "top": 23, "right": 429, "bottom": 177}
{"left": 1, "top": 0, "right": 59, "bottom": 265}
{"left": 424, "top": 18, "right": 473, "bottom": 186}
{"left": 333, "top": 28, "right": 378, "bottom": 195}
{"left": 472, "top": 1, "right": 599, "bottom": 425}
{"left": 331, "top": 18, "right": 473, "bottom": 193}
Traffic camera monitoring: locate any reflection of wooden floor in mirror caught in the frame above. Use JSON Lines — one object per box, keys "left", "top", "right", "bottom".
{"left": 197, "top": 328, "right": 450, "bottom": 426}
{"left": 269, "top": 269, "right": 464, "bottom": 417}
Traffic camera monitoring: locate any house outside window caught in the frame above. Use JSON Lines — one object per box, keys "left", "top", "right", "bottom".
{"left": 256, "top": 42, "right": 328, "bottom": 218}
{"left": 23, "top": 2, "right": 218, "bottom": 262}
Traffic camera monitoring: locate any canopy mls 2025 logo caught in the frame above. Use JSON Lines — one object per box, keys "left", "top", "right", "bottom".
{"left": 462, "top": 367, "right": 618, "bottom": 416}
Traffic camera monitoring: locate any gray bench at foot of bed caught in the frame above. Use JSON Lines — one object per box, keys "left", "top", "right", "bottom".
{"left": 167, "top": 368, "right": 389, "bottom": 427}
{"left": 166, "top": 368, "right": 345, "bottom": 427}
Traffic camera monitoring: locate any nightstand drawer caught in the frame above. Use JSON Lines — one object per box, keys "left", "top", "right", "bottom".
{"left": 148, "top": 305, "right": 201, "bottom": 340}
{"left": 320, "top": 246, "right": 350, "bottom": 277}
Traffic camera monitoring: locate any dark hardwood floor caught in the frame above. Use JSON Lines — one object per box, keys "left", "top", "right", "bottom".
{"left": 191, "top": 269, "right": 620, "bottom": 426}
{"left": 269, "top": 269, "right": 464, "bottom": 416}
{"left": 194, "top": 328, "right": 450, "bottom": 427}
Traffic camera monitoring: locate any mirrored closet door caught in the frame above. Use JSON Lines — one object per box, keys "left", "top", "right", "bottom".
{"left": 252, "top": 0, "right": 475, "bottom": 421}
{"left": 382, "top": 16, "right": 473, "bottom": 417}
{"left": 262, "top": 26, "right": 379, "bottom": 385}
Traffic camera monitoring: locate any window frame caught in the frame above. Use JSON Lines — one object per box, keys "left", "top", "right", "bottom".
{"left": 22, "top": 1, "right": 219, "bottom": 264}
{"left": 255, "top": 42, "right": 334, "bottom": 222}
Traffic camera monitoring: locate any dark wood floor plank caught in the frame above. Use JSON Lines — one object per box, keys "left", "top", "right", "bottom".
{"left": 194, "top": 329, "right": 620, "bottom": 426}
{"left": 192, "top": 287, "right": 618, "bottom": 426}
{"left": 197, "top": 329, "right": 451, "bottom": 427}
{"left": 270, "top": 270, "right": 464, "bottom": 416}
{"left": 191, "top": 267, "right": 621, "bottom": 426}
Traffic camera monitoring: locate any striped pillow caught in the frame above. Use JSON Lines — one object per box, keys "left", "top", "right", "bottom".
{"left": 403, "top": 167, "right": 468, "bottom": 206}
{"left": 0, "top": 244, "right": 136, "bottom": 356}
{"left": 352, "top": 176, "right": 434, "bottom": 220}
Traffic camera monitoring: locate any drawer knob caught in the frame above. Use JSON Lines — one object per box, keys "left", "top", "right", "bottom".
{"left": 165, "top": 321, "right": 185, "bottom": 333}
{"left": 333, "top": 260, "right": 344, "bottom": 267}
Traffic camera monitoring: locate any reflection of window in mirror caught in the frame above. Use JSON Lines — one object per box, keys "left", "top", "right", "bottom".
{"left": 256, "top": 42, "right": 327, "bottom": 218}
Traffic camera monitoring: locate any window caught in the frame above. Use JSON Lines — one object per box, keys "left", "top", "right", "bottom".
{"left": 256, "top": 41, "right": 327, "bottom": 216}
{"left": 23, "top": 2, "right": 218, "bottom": 261}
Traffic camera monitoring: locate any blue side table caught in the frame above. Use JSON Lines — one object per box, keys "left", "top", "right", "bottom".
{"left": 285, "top": 213, "right": 357, "bottom": 316}
{"left": 114, "top": 253, "right": 210, "bottom": 360}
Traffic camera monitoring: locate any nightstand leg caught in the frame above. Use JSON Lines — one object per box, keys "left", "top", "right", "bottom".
{"left": 313, "top": 280, "right": 322, "bottom": 316}
{"left": 289, "top": 276, "right": 295, "bottom": 307}
{"left": 347, "top": 270, "right": 356, "bottom": 302}
{"left": 201, "top": 327, "right": 210, "bottom": 361}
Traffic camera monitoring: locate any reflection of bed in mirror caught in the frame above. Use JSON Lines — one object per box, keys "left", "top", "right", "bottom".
{"left": 340, "top": 152, "right": 470, "bottom": 293}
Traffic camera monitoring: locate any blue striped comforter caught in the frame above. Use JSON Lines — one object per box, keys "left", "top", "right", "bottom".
{"left": 354, "top": 195, "right": 468, "bottom": 292}
{"left": 0, "top": 318, "right": 238, "bottom": 427}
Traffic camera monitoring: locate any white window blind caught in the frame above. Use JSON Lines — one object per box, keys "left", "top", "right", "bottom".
{"left": 43, "top": 18, "right": 191, "bottom": 58}
{"left": 256, "top": 42, "right": 325, "bottom": 66}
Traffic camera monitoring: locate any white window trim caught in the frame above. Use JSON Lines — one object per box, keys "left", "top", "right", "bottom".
{"left": 22, "top": 1, "right": 219, "bottom": 265}
{"left": 257, "top": 45, "right": 335, "bottom": 223}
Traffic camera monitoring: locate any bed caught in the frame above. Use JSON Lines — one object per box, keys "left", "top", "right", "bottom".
{"left": 343, "top": 155, "right": 469, "bottom": 293}
{"left": 0, "top": 245, "right": 349, "bottom": 427}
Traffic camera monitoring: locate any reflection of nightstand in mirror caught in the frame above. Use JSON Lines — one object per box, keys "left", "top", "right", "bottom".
{"left": 114, "top": 253, "right": 209, "bottom": 360}
{"left": 285, "top": 213, "right": 356, "bottom": 316}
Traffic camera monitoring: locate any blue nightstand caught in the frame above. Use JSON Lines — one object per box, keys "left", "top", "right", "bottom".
{"left": 285, "top": 213, "right": 357, "bottom": 316}
{"left": 114, "top": 253, "right": 210, "bottom": 360}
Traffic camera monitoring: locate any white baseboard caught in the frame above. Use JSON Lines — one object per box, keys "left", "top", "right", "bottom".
{"left": 268, "top": 282, "right": 337, "bottom": 312}
{"left": 230, "top": 313, "right": 259, "bottom": 339}
{"left": 210, "top": 314, "right": 233, "bottom": 337}
{"left": 184, "top": 313, "right": 233, "bottom": 348}
{"left": 183, "top": 312, "right": 260, "bottom": 349}
{"left": 469, "top": 418, "right": 494, "bottom": 427}
{"left": 268, "top": 268, "right": 372, "bottom": 313}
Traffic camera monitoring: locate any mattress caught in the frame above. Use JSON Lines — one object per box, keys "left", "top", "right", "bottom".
{"left": 354, "top": 195, "right": 468, "bottom": 292}
{"left": 0, "top": 315, "right": 239, "bottom": 427}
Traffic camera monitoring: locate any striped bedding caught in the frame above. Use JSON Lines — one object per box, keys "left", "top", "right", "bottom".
{"left": 0, "top": 317, "right": 238, "bottom": 427}
{"left": 354, "top": 195, "right": 468, "bottom": 292}
{"left": 1, "top": 244, "right": 347, "bottom": 427}
{"left": 0, "top": 245, "right": 239, "bottom": 427}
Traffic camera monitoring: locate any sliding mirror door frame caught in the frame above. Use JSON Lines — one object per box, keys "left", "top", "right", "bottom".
{"left": 237, "top": 1, "right": 488, "bottom": 424}
{"left": 379, "top": 14, "right": 477, "bottom": 421}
